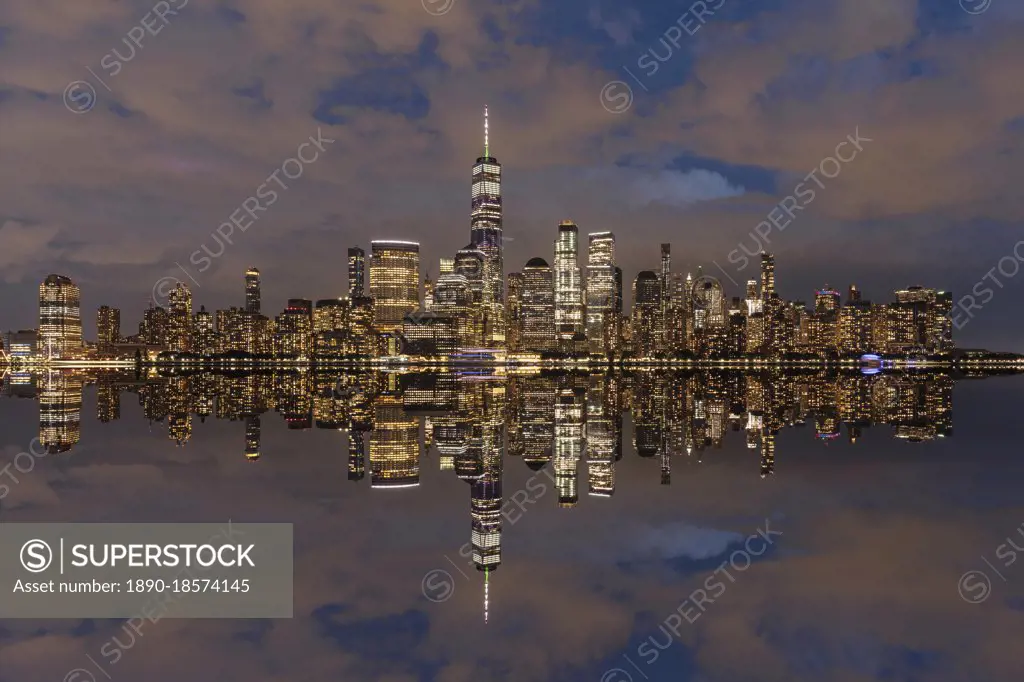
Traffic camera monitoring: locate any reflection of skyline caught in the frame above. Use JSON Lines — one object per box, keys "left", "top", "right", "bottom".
{"left": 4, "top": 369, "right": 957, "bottom": 473}
{"left": 0, "top": 367, "right": 962, "bottom": 627}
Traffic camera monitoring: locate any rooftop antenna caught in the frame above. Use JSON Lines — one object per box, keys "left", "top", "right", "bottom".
{"left": 484, "top": 105, "right": 489, "bottom": 158}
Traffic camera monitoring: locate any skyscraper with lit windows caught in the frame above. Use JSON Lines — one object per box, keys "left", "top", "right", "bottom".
{"left": 167, "top": 282, "right": 193, "bottom": 353}
{"left": 760, "top": 252, "right": 775, "bottom": 300}
{"left": 506, "top": 272, "right": 525, "bottom": 351}
{"left": 369, "top": 241, "right": 420, "bottom": 333}
{"left": 586, "top": 232, "right": 617, "bottom": 355}
{"left": 471, "top": 106, "right": 505, "bottom": 346}
{"left": 348, "top": 247, "right": 365, "bottom": 298}
{"left": 97, "top": 305, "right": 120, "bottom": 349}
{"left": 521, "top": 257, "right": 555, "bottom": 352}
{"left": 554, "top": 221, "right": 584, "bottom": 350}
{"left": 245, "top": 267, "right": 261, "bottom": 313}
{"left": 38, "top": 274, "right": 82, "bottom": 357}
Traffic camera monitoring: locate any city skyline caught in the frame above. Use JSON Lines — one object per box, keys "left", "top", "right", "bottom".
{"left": 2, "top": 2, "right": 1023, "bottom": 353}
{"left": 3, "top": 101, "right": 978, "bottom": 361}
{"left": 2, "top": 243, "right": 976, "bottom": 362}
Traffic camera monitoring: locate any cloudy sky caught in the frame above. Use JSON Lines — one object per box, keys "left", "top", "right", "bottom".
{"left": 1, "top": 0, "right": 1023, "bottom": 349}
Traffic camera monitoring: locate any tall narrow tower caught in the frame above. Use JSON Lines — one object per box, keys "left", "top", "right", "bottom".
{"left": 245, "top": 267, "right": 261, "bottom": 314}
{"left": 554, "top": 220, "right": 584, "bottom": 350}
{"left": 471, "top": 106, "right": 505, "bottom": 346}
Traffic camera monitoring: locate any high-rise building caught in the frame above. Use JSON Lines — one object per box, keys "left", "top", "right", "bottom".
{"left": 167, "top": 282, "right": 193, "bottom": 353}
{"left": 433, "top": 274, "right": 479, "bottom": 349}
{"left": 38, "top": 274, "right": 82, "bottom": 356}
{"left": 369, "top": 241, "right": 420, "bottom": 333}
{"left": 815, "top": 286, "right": 841, "bottom": 314}
{"left": 193, "top": 306, "right": 217, "bottom": 355}
{"left": 245, "top": 267, "right": 261, "bottom": 313}
{"left": 745, "top": 279, "right": 762, "bottom": 316}
{"left": 348, "top": 247, "right": 365, "bottom": 297}
{"left": 97, "top": 306, "right": 120, "bottom": 349}
{"left": 586, "top": 232, "right": 617, "bottom": 355}
{"left": 837, "top": 299, "right": 873, "bottom": 354}
{"left": 506, "top": 272, "right": 525, "bottom": 351}
{"left": 660, "top": 244, "right": 672, "bottom": 349}
{"left": 439, "top": 257, "right": 455, "bottom": 276}
{"left": 632, "top": 271, "right": 662, "bottom": 356}
{"left": 760, "top": 252, "right": 775, "bottom": 301}
{"left": 931, "top": 291, "right": 954, "bottom": 352}
{"left": 346, "top": 296, "right": 376, "bottom": 356}
{"left": 554, "top": 221, "right": 584, "bottom": 350}
{"left": 141, "top": 304, "right": 169, "bottom": 346}
{"left": 521, "top": 257, "right": 555, "bottom": 352}
{"left": 471, "top": 106, "right": 505, "bottom": 346}
{"left": 276, "top": 299, "right": 313, "bottom": 357}
{"left": 423, "top": 275, "right": 435, "bottom": 311}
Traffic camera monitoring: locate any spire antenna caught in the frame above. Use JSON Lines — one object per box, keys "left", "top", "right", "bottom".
{"left": 484, "top": 105, "right": 489, "bottom": 158}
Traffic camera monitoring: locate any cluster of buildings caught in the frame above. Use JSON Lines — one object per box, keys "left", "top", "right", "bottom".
{"left": 2, "top": 109, "right": 955, "bottom": 363}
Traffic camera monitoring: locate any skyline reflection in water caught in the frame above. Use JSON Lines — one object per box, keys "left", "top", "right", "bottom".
{"left": 2, "top": 369, "right": 1024, "bottom": 682}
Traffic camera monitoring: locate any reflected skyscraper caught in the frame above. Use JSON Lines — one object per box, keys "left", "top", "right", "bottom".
{"left": 245, "top": 415, "right": 261, "bottom": 461}
{"left": 369, "top": 397, "right": 420, "bottom": 488}
{"left": 38, "top": 371, "right": 82, "bottom": 453}
{"left": 554, "top": 384, "right": 584, "bottom": 507}
{"left": 586, "top": 376, "right": 616, "bottom": 497}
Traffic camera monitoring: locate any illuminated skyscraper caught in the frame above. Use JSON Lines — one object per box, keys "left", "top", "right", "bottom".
{"left": 193, "top": 306, "right": 216, "bottom": 355}
{"left": 97, "top": 305, "right": 120, "bottom": 349}
{"left": 760, "top": 252, "right": 775, "bottom": 301}
{"left": 506, "top": 272, "right": 525, "bottom": 351}
{"left": 38, "top": 275, "right": 82, "bottom": 357}
{"left": 521, "top": 257, "right": 555, "bottom": 352}
{"left": 471, "top": 106, "right": 505, "bottom": 346}
{"left": 245, "top": 267, "right": 261, "bottom": 314}
{"left": 369, "top": 241, "right": 420, "bottom": 333}
{"left": 141, "top": 304, "right": 169, "bottom": 346}
{"left": 276, "top": 299, "right": 313, "bottom": 357}
{"left": 433, "top": 274, "right": 479, "bottom": 349}
{"left": 345, "top": 296, "right": 376, "bottom": 356}
{"left": 167, "top": 283, "right": 193, "bottom": 353}
{"left": 746, "top": 280, "right": 762, "bottom": 316}
{"left": 554, "top": 221, "right": 584, "bottom": 350}
{"left": 660, "top": 243, "right": 672, "bottom": 349}
{"left": 632, "top": 271, "right": 662, "bottom": 356}
{"left": 586, "top": 232, "right": 617, "bottom": 355}
{"left": 815, "top": 286, "right": 841, "bottom": 314}
{"left": 423, "top": 275, "right": 435, "bottom": 311}
{"left": 348, "top": 247, "right": 365, "bottom": 298}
